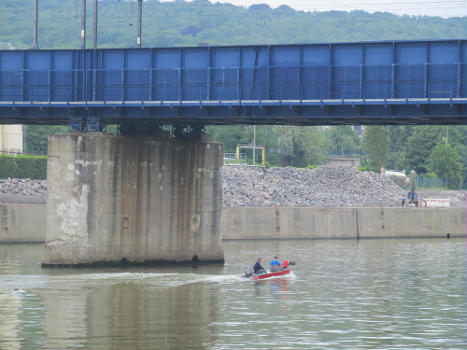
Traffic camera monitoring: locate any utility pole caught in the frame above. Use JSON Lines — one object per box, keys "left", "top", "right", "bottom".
{"left": 137, "top": 0, "right": 142, "bottom": 48}
{"left": 32, "top": 0, "right": 39, "bottom": 49}
{"left": 93, "top": 0, "right": 98, "bottom": 49}
{"left": 81, "top": 0, "right": 86, "bottom": 49}
{"left": 252, "top": 125, "right": 256, "bottom": 165}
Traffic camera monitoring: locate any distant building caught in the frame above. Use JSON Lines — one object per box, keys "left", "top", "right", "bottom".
{"left": 0, "top": 125, "right": 23, "bottom": 153}
{"left": 328, "top": 156, "right": 362, "bottom": 168}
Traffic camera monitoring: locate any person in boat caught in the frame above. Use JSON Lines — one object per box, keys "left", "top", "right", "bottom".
{"left": 270, "top": 256, "right": 282, "bottom": 272}
{"left": 253, "top": 257, "right": 266, "bottom": 274}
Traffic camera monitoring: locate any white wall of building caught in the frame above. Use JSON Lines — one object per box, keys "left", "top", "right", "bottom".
{"left": 0, "top": 125, "right": 23, "bottom": 153}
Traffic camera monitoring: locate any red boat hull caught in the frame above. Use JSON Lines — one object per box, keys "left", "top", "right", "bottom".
{"left": 252, "top": 268, "right": 292, "bottom": 280}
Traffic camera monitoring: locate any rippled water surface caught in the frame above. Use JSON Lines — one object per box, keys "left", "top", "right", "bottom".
{"left": 0, "top": 239, "right": 465, "bottom": 350}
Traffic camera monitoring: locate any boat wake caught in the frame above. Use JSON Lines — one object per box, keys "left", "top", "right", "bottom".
{"left": 32, "top": 272, "right": 245, "bottom": 290}
{"left": 1, "top": 271, "right": 251, "bottom": 292}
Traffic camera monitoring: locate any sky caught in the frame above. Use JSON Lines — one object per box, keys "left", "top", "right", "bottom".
{"left": 208, "top": 0, "right": 467, "bottom": 17}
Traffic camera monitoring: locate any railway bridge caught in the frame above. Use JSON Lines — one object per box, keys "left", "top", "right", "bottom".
{"left": 0, "top": 39, "right": 464, "bottom": 266}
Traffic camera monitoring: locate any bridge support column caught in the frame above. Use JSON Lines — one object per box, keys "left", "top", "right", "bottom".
{"left": 42, "top": 132, "right": 224, "bottom": 267}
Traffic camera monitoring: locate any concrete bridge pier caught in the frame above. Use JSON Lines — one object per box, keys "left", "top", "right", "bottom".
{"left": 41, "top": 132, "right": 224, "bottom": 267}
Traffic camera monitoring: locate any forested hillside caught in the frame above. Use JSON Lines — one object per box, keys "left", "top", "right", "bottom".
{"left": 0, "top": 0, "right": 465, "bottom": 49}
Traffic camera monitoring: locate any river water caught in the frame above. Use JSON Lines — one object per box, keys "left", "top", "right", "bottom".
{"left": 0, "top": 238, "right": 465, "bottom": 350}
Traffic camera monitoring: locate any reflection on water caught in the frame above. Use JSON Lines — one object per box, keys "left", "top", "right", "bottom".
{"left": 1, "top": 270, "right": 224, "bottom": 350}
{"left": 0, "top": 290, "right": 21, "bottom": 350}
{"left": 41, "top": 280, "right": 219, "bottom": 349}
{"left": 0, "top": 239, "right": 466, "bottom": 350}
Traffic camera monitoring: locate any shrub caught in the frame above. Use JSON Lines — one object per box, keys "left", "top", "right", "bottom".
{"left": 358, "top": 165, "right": 380, "bottom": 173}
{"left": 0, "top": 154, "right": 47, "bottom": 179}
{"left": 0, "top": 154, "right": 17, "bottom": 178}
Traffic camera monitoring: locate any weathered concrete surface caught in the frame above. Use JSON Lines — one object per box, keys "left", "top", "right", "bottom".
{"left": 0, "top": 204, "right": 46, "bottom": 243}
{"left": 42, "top": 133, "right": 224, "bottom": 266}
{"left": 221, "top": 207, "right": 357, "bottom": 239}
{"left": 356, "top": 207, "right": 467, "bottom": 238}
{"left": 221, "top": 207, "right": 467, "bottom": 240}
{"left": 3, "top": 204, "right": 466, "bottom": 244}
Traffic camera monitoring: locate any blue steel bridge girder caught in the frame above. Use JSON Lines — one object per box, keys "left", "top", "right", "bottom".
{"left": 0, "top": 101, "right": 464, "bottom": 126}
{"left": 0, "top": 39, "right": 465, "bottom": 126}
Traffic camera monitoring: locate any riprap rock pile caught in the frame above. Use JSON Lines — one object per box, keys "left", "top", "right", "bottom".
{"left": 222, "top": 165, "right": 404, "bottom": 207}
{"left": 1, "top": 165, "right": 405, "bottom": 207}
{"left": 0, "top": 178, "right": 47, "bottom": 197}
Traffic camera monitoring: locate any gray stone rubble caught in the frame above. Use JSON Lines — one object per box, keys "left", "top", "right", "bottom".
{"left": 3, "top": 165, "right": 465, "bottom": 208}
{"left": 223, "top": 164, "right": 405, "bottom": 207}
{"left": 0, "top": 178, "right": 47, "bottom": 197}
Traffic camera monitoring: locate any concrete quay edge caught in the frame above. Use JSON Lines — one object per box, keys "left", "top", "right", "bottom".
{"left": 1, "top": 204, "right": 465, "bottom": 245}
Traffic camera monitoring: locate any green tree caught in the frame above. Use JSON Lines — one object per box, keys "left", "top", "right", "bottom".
{"left": 24, "top": 125, "right": 68, "bottom": 154}
{"left": 385, "top": 125, "right": 413, "bottom": 171}
{"left": 427, "top": 143, "right": 463, "bottom": 189}
{"left": 405, "top": 126, "right": 443, "bottom": 174}
{"left": 385, "top": 151, "right": 408, "bottom": 172}
{"left": 362, "top": 126, "right": 389, "bottom": 168}
{"left": 325, "top": 126, "right": 360, "bottom": 156}
{"left": 447, "top": 126, "right": 467, "bottom": 187}
{"left": 206, "top": 125, "right": 255, "bottom": 153}
{"left": 454, "top": 143, "right": 467, "bottom": 188}
{"left": 289, "top": 127, "right": 328, "bottom": 167}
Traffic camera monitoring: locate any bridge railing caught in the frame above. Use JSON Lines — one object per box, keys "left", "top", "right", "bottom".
{"left": 0, "top": 63, "right": 465, "bottom": 103}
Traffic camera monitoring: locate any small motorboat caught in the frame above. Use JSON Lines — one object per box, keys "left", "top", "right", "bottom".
{"left": 243, "top": 260, "right": 295, "bottom": 280}
{"left": 251, "top": 267, "right": 292, "bottom": 280}
{"left": 244, "top": 265, "right": 294, "bottom": 280}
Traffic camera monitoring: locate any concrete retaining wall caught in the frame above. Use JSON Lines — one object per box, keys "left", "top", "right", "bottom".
{"left": 221, "top": 207, "right": 467, "bottom": 240}
{"left": 0, "top": 204, "right": 46, "bottom": 243}
{"left": 1, "top": 205, "right": 465, "bottom": 244}
{"left": 356, "top": 207, "right": 466, "bottom": 238}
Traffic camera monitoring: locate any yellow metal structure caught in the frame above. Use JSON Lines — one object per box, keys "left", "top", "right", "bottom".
{"left": 236, "top": 144, "right": 266, "bottom": 165}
